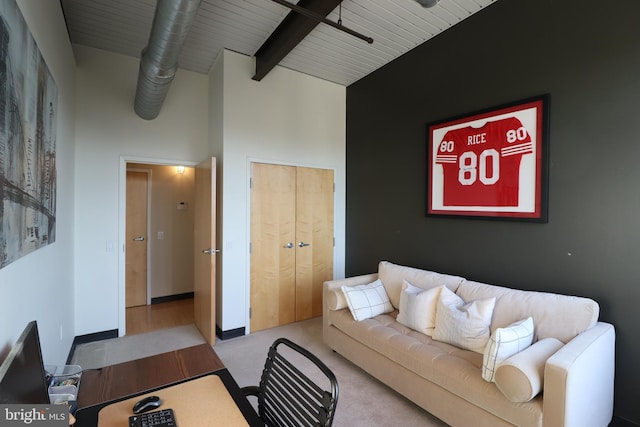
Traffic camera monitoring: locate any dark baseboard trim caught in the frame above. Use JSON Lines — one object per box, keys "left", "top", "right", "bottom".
{"left": 216, "top": 325, "right": 245, "bottom": 340}
{"left": 66, "top": 329, "right": 118, "bottom": 365}
{"left": 151, "top": 292, "right": 194, "bottom": 304}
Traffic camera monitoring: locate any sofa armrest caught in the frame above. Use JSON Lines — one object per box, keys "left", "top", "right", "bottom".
{"left": 542, "top": 322, "right": 615, "bottom": 427}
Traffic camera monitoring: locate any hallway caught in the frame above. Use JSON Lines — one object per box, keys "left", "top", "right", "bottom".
{"left": 125, "top": 298, "right": 194, "bottom": 335}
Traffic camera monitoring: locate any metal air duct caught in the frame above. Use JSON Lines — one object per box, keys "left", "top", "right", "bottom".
{"left": 415, "top": 0, "right": 440, "bottom": 7}
{"left": 134, "top": 0, "right": 202, "bottom": 120}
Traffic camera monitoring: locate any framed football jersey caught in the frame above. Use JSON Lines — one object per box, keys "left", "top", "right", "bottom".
{"left": 427, "top": 95, "right": 549, "bottom": 221}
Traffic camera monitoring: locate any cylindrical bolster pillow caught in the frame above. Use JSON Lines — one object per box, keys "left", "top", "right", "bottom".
{"left": 495, "top": 337, "right": 564, "bottom": 402}
{"left": 326, "top": 288, "right": 348, "bottom": 311}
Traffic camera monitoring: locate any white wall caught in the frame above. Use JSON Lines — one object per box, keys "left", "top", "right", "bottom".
{"left": 73, "top": 46, "right": 208, "bottom": 335}
{"left": 128, "top": 164, "right": 195, "bottom": 300}
{"left": 1, "top": 3, "right": 344, "bottom": 360}
{"left": 147, "top": 165, "right": 196, "bottom": 299}
{"left": 72, "top": 46, "right": 345, "bottom": 337}
{"left": 0, "top": 0, "right": 76, "bottom": 365}
{"left": 215, "top": 50, "right": 346, "bottom": 332}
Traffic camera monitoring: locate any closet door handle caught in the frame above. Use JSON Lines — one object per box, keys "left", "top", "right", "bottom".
{"left": 283, "top": 242, "right": 294, "bottom": 248}
{"left": 133, "top": 236, "right": 145, "bottom": 241}
{"left": 298, "top": 241, "right": 310, "bottom": 247}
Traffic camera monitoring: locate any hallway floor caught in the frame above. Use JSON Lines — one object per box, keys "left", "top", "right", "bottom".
{"left": 125, "top": 298, "right": 194, "bottom": 335}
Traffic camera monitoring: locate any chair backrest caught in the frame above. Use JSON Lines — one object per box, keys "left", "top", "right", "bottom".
{"left": 257, "top": 338, "right": 339, "bottom": 427}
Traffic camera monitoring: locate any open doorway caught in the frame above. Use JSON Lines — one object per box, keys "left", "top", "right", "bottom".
{"left": 123, "top": 161, "right": 197, "bottom": 336}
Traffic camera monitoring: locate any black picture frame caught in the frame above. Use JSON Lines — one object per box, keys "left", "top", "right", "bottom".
{"left": 426, "top": 94, "right": 550, "bottom": 222}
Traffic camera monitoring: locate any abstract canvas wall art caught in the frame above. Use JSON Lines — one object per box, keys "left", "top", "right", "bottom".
{"left": 0, "top": 1, "right": 57, "bottom": 269}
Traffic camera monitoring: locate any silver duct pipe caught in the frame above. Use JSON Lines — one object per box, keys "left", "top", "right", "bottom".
{"left": 134, "top": 0, "right": 202, "bottom": 120}
{"left": 414, "top": 0, "right": 440, "bottom": 7}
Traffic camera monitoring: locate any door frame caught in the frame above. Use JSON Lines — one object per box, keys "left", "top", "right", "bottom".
{"left": 245, "top": 158, "right": 337, "bottom": 334}
{"left": 117, "top": 155, "right": 198, "bottom": 337}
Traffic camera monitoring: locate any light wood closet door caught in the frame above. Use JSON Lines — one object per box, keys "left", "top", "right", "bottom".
{"left": 125, "top": 170, "right": 148, "bottom": 308}
{"left": 194, "top": 158, "right": 218, "bottom": 345}
{"left": 250, "top": 163, "right": 334, "bottom": 332}
{"left": 250, "top": 164, "right": 297, "bottom": 331}
{"left": 295, "top": 167, "right": 334, "bottom": 321}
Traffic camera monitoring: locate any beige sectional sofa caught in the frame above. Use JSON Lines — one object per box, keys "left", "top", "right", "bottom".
{"left": 323, "top": 261, "right": 615, "bottom": 427}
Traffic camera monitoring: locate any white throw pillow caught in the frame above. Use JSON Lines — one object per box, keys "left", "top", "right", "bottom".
{"left": 495, "top": 337, "right": 564, "bottom": 402}
{"left": 482, "top": 317, "right": 534, "bottom": 382}
{"left": 341, "top": 279, "right": 394, "bottom": 321}
{"left": 397, "top": 281, "right": 443, "bottom": 336}
{"left": 432, "top": 286, "right": 496, "bottom": 354}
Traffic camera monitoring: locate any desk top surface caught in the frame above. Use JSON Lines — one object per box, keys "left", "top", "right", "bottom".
{"left": 75, "top": 344, "right": 261, "bottom": 427}
{"left": 78, "top": 343, "right": 224, "bottom": 408}
{"left": 97, "top": 375, "right": 249, "bottom": 427}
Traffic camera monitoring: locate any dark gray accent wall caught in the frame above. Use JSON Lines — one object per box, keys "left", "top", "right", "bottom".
{"left": 346, "top": 0, "right": 640, "bottom": 424}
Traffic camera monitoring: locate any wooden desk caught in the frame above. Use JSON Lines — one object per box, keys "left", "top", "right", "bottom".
{"left": 78, "top": 343, "right": 224, "bottom": 409}
{"left": 74, "top": 344, "right": 262, "bottom": 427}
{"left": 98, "top": 374, "right": 249, "bottom": 426}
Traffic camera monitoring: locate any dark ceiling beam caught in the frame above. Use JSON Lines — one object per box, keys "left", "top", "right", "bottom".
{"left": 253, "top": 0, "right": 343, "bottom": 81}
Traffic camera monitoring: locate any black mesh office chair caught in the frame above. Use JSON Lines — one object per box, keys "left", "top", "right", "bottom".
{"left": 241, "top": 337, "right": 339, "bottom": 427}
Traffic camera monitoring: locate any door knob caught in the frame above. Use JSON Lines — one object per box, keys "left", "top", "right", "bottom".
{"left": 298, "top": 241, "right": 311, "bottom": 247}
{"left": 133, "top": 236, "right": 145, "bottom": 241}
{"left": 202, "top": 248, "right": 221, "bottom": 255}
{"left": 283, "top": 242, "right": 294, "bottom": 248}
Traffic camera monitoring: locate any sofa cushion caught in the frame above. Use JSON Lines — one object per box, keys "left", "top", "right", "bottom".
{"left": 456, "top": 280, "right": 599, "bottom": 343}
{"left": 378, "top": 261, "right": 465, "bottom": 309}
{"left": 327, "top": 309, "right": 544, "bottom": 426}
{"left": 432, "top": 287, "right": 496, "bottom": 354}
{"left": 325, "top": 274, "right": 379, "bottom": 311}
{"left": 495, "top": 337, "right": 564, "bottom": 402}
{"left": 397, "top": 281, "right": 443, "bottom": 336}
{"left": 482, "top": 317, "right": 534, "bottom": 382}
{"left": 342, "top": 279, "right": 393, "bottom": 321}
{"left": 326, "top": 287, "right": 347, "bottom": 311}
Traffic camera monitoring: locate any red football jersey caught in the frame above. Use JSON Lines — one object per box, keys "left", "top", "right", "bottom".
{"left": 435, "top": 117, "right": 533, "bottom": 207}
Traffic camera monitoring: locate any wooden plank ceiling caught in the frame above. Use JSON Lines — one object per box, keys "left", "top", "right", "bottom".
{"left": 60, "top": 0, "right": 497, "bottom": 86}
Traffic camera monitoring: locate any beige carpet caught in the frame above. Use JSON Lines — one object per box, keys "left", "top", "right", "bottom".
{"left": 72, "top": 318, "right": 448, "bottom": 427}
{"left": 70, "top": 324, "right": 206, "bottom": 369}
